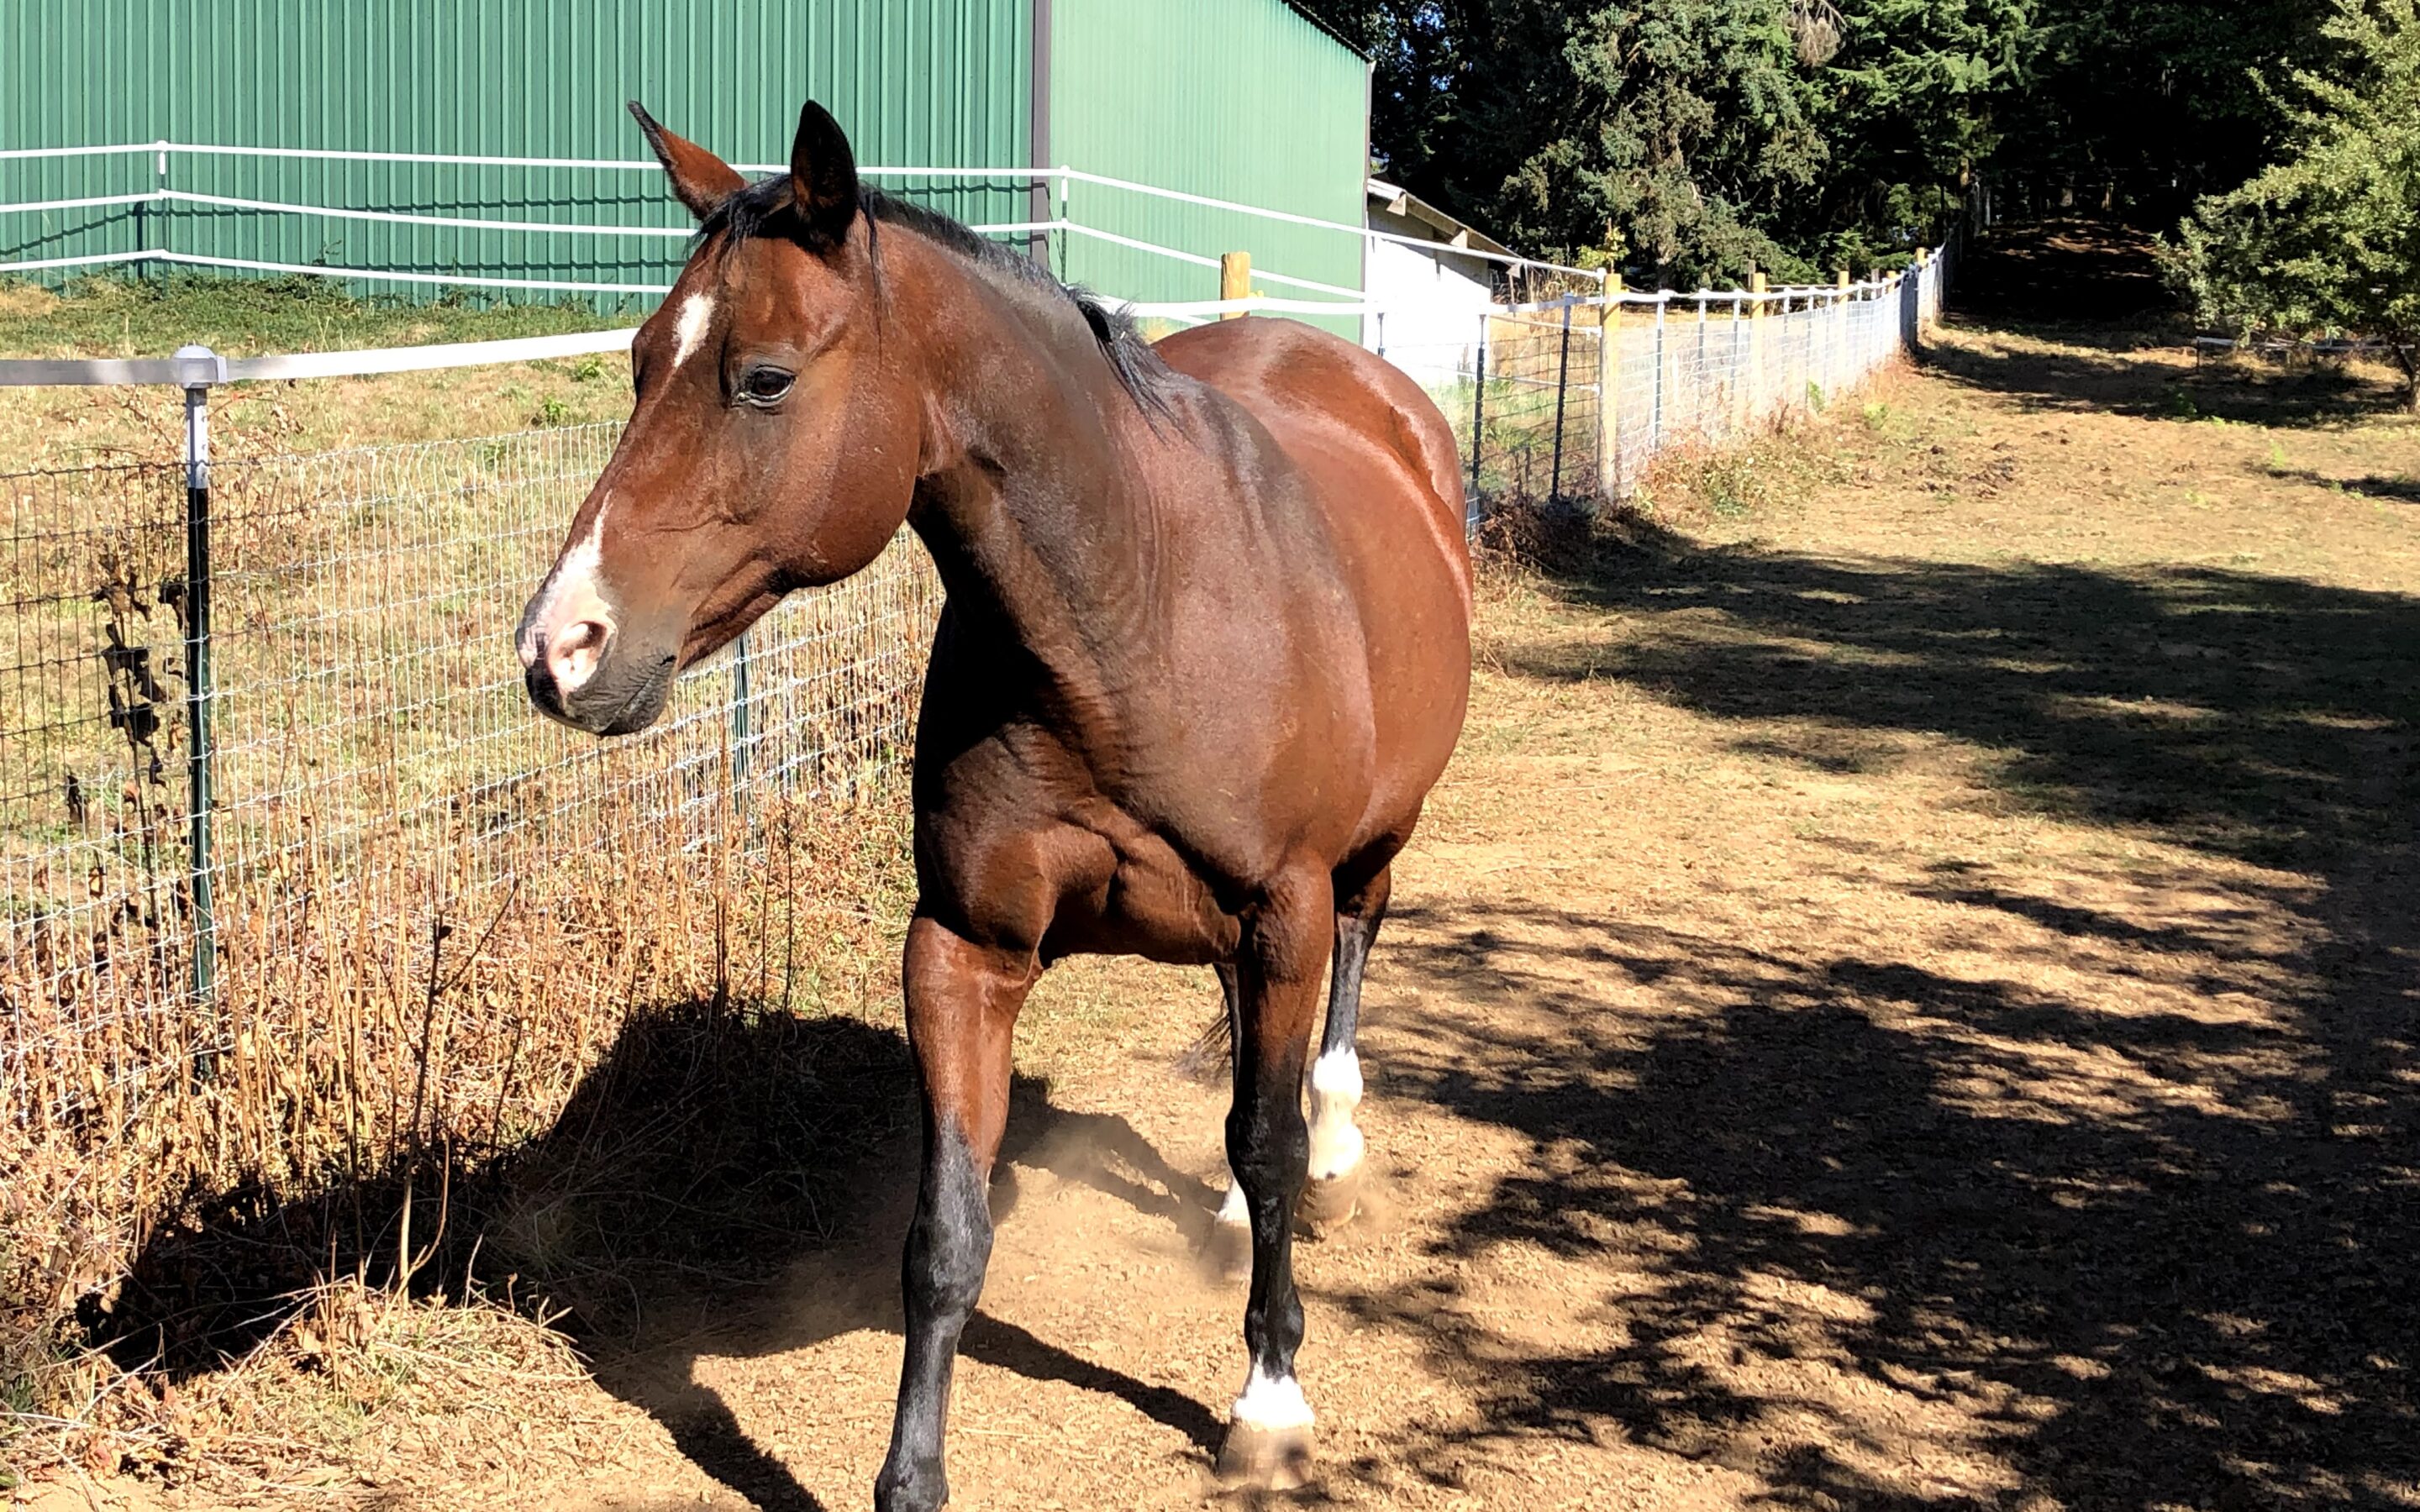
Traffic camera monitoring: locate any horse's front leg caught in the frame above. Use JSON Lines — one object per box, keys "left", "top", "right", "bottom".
{"left": 1218, "top": 866, "right": 1336, "bottom": 1488}
{"left": 876, "top": 916, "right": 1034, "bottom": 1512}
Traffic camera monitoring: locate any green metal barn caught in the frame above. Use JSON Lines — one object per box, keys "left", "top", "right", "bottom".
{"left": 0, "top": 0, "right": 1369, "bottom": 312}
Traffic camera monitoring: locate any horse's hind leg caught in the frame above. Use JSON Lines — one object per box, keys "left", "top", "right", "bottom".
{"left": 1303, "top": 864, "right": 1389, "bottom": 1230}
{"left": 1209, "top": 863, "right": 1389, "bottom": 1262}
{"left": 1218, "top": 864, "right": 1334, "bottom": 1486}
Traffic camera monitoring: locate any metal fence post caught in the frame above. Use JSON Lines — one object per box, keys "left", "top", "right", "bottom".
{"left": 1467, "top": 311, "right": 1487, "bottom": 531}
{"left": 175, "top": 344, "right": 224, "bottom": 1021}
{"left": 137, "top": 139, "right": 167, "bottom": 275}
{"left": 1549, "top": 296, "right": 1572, "bottom": 501}
{"left": 1596, "top": 278, "right": 1621, "bottom": 500}
{"left": 1696, "top": 295, "right": 1708, "bottom": 433}
{"left": 1057, "top": 170, "right": 1071, "bottom": 281}
{"left": 1651, "top": 296, "right": 1667, "bottom": 452}
{"left": 730, "top": 631, "right": 753, "bottom": 787}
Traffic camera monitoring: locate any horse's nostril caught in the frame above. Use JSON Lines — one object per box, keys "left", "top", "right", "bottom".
{"left": 546, "top": 618, "right": 613, "bottom": 694}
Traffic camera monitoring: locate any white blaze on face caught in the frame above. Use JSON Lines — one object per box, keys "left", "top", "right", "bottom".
{"left": 519, "top": 491, "right": 618, "bottom": 694}
{"left": 1307, "top": 1047, "right": 1365, "bottom": 1182}
{"left": 671, "top": 291, "right": 716, "bottom": 370}
{"left": 1232, "top": 1362, "right": 1315, "bottom": 1431}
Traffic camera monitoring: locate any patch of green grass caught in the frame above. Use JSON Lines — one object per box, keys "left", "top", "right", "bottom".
{"left": 0, "top": 272, "right": 637, "bottom": 359}
{"left": 1699, "top": 453, "right": 1765, "bottom": 516}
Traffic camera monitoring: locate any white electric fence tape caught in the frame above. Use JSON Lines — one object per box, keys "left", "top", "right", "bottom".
{"left": 0, "top": 273, "right": 1941, "bottom": 389}
{"left": 0, "top": 142, "right": 1608, "bottom": 281}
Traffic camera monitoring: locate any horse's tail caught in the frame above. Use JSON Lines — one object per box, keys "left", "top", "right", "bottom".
{"left": 1174, "top": 1000, "right": 1232, "bottom": 1084}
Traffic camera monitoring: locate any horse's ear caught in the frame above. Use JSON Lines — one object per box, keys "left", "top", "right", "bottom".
{"left": 789, "top": 101, "right": 860, "bottom": 249}
{"left": 629, "top": 101, "right": 745, "bottom": 221}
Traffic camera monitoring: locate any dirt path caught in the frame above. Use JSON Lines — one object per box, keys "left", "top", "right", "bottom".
{"left": 36, "top": 320, "right": 2415, "bottom": 1511}
{"left": 532, "top": 323, "right": 2416, "bottom": 1512}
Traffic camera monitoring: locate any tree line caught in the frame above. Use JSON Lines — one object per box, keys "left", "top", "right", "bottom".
{"left": 1302, "top": 0, "right": 2420, "bottom": 402}
{"left": 1297, "top": 1, "right": 2339, "bottom": 284}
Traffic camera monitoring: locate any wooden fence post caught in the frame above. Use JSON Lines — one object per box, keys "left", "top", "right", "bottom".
{"left": 1748, "top": 270, "right": 1769, "bottom": 419}
{"left": 1835, "top": 268, "right": 1851, "bottom": 391}
{"left": 1219, "top": 251, "right": 1251, "bottom": 318}
{"left": 1596, "top": 275, "right": 1622, "bottom": 500}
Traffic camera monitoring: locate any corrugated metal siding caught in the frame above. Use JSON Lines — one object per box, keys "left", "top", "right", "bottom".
{"left": 0, "top": 1, "right": 172, "bottom": 280}
{"left": 1048, "top": 0, "right": 1366, "bottom": 329}
{"left": 0, "top": 0, "right": 1031, "bottom": 306}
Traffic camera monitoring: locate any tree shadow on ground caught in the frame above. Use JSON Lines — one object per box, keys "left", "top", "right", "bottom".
{"left": 1360, "top": 497, "right": 2418, "bottom": 1503}
{"left": 1521, "top": 534, "right": 2420, "bottom": 875}
{"left": 1364, "top": 903, "right": 2415, "bottom": 1509}
{"left": 2263, "top": 466, "right": 2420, "bottom": 503}
{"left": 1923, "top": 315, "right": 2417, "bottom": 429}
{"left": 98, "top": 1004, "right": 1228, "bottom": 1512}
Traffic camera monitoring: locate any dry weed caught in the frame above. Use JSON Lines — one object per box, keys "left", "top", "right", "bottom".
{"left": 1, "top": 765, "right": 920, "bottom": 1492}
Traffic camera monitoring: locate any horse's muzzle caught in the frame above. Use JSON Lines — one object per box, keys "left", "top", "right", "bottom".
{"left": 519, "top": 618, "right": 677, "bottom": 736}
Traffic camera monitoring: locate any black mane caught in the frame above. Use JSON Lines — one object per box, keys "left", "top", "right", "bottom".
{"left": 697, "top": 176, "right": 1179, "bottom": 418}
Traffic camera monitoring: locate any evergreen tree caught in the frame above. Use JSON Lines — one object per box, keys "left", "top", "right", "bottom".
{"left": 1994, "top": 0, "right": 2332, "bottom": 224}
{"left": 1294, "top": 1, "right": 2351, "bottom": 293}
{"left": 1306, "top": 1, "right": 2013, "bottom": 285}
{"left": 1795, "top": 1, "right": 2032, "bottom": 275}
{"left": 2170, "top": 0, "right": 2420, "bottom": 406}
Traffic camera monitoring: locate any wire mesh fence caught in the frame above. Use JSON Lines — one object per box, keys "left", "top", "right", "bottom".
{"left": 0, "top": 423, "right": 939, "bottom": 1141}
{"left": 1382, "top": 243, "right": 1952, "bottom": 512}
{"left": 1381, "top": 302, "right": 1604, "bottom": 522}
{"left": 0, "top": 234, "right": 1949, "bottom": 1206}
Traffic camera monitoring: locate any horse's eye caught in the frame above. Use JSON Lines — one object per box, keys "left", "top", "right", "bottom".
{"left": 739, "top": 366, "right": 794, "bottom": 406}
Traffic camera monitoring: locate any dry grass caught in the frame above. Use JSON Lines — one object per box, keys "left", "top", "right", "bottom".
{"left": 1, "top": 758, "right": 922, "bottom": 1486}
{"left": 1, "top": 276, "right": 939, "bottom": 1498}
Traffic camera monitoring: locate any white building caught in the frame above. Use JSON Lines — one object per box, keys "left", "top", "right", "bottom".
{"left": 1363, "top": 177, "right": 1512, "bottom": 382}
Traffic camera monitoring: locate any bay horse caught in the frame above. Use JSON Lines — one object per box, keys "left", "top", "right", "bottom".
{"left": 517, "top": 100, "right": 1471, "bottom": 1509}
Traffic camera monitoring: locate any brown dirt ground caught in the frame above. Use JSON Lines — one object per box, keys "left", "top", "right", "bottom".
{"left": 17, "top": 318, "right": 2420, "bottom": 1510}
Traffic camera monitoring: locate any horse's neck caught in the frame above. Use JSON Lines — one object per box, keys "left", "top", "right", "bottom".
{"left": 901, "top": 244, "right": 1165, "bottom": 674}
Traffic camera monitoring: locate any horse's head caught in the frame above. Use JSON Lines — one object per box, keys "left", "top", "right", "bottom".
{"left": 518, "top": 100, "right": 918, "bottom": 735}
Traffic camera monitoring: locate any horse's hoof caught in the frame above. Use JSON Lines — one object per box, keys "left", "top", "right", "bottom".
{"left": 874, "top": 1453, "right": 948, "bottom": 1512}
{"left": 1216, "top": 1422, "right": 1313, "bottom": 1489}
{"left": 1298, "top": 1168, "right": 1360, "bottom": 1235}
{"left": 1204, "top": 1221, "right": 1253, "bottom": 1284}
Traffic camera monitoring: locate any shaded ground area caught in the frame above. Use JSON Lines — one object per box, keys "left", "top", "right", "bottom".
{"left": 30, "top": 320, "right": 2420, "bottom": 1509}
{"left": 1950, "top": 220, "right": 2175, "bottom": 325}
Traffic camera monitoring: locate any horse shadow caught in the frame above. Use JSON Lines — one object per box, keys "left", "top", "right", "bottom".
{"left": 97, "top": 1002, "right": 1232, "bottom": 1512}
